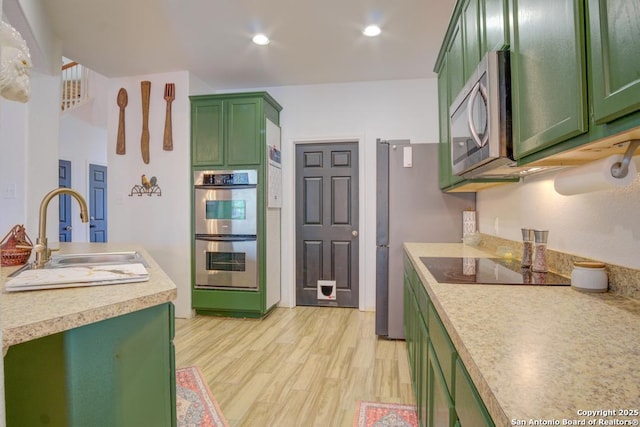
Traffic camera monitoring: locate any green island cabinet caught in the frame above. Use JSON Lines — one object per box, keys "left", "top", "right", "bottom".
{"left": 436, "top": 0, "right": 640, "bottom": 190}
{"left": 4, "top": 303, "right": 176, "bottom": 427}
{"left": 190, "top": 92, "right": 282, "bottom": 318}
{"left": 404, "top": 254, "right": 494, "bottom": 427}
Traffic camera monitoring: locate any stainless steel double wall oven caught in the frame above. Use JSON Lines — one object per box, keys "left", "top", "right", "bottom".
{"left": 193, "top": 170, "right": 259, "bottom": 290}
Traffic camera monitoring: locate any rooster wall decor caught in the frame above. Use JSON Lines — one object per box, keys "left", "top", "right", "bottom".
{"left": 129, "top": 174, "right": 161, "bottom": 196}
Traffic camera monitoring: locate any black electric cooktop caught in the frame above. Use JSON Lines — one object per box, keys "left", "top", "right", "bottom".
{"left": 420, "top": 257, "right": 571, "bottom": 286}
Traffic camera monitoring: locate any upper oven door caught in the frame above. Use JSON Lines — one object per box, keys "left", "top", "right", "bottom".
{"left": 194, "top": 186, "right": 257, "bottom": 235}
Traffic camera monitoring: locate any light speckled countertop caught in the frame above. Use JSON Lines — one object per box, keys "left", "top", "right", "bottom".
{"left": 1, "top": 242, "right": 177, "bottom": 350}
{"left": 404, "top": 242, "right": 640, "bottom": 427}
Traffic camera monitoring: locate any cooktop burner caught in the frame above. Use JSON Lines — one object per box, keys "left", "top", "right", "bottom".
{"left": 419, "top": 257, "right": 571, "bottom": 286}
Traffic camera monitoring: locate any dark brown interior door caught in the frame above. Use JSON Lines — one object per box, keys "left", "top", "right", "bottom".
{"left": 295, "top": 142, "right": 359, "bottom": 307}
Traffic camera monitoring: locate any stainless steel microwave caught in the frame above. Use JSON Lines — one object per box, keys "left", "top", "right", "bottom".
{"left": 449, "top": 50, "right": 514, "bottom": 178}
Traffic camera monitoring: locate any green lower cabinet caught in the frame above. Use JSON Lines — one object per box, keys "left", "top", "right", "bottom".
{"left": 404, "top": 254, "right": 494, "bottom": 427}
{"left": 4, "top": 303, "right": 176, "bottom": 427}
{"left": 429, "top": 343, "right": 457, "bottom": 427}
{"left": 418, "top": 318, "right": 430, "bottom": 427}
{"left": 455, "top": 359, "right": 495, "bottom": 427}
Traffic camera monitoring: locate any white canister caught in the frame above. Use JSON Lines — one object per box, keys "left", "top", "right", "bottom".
{"left": 571, "top": 261, "right": 608, "bottom": 292}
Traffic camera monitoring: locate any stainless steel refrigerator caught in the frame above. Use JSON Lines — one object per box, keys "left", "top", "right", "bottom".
{"left": 376, "top": 140, "right": 475, "bottom": 339}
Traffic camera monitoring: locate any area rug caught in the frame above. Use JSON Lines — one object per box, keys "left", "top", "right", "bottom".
{"left": 176, "top": 366, "right": 229, "bottom": 427}
{"left": 353, "top": 401, "right": 418, "bottom": 427}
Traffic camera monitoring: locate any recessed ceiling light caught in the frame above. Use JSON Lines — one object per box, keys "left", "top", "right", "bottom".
{"left": 252, "top": 33, "right": 270, "bottom": 45}
{"left": 363, "top": 25, "right": 381, "bottom": 37}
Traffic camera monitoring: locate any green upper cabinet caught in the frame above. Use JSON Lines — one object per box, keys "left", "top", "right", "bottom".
{"left": 447, "top": 19, "right": 466, "bottom": 103}
{"left": 191, "top": 99, "right": 224, "bottom": 166}
{"left": 227, "top": 97, "right": 261, "bottom": 165}
{"left": 483, "top": 0, "right": 509, "bottom": 52}
{"left": 438, "top": 62, "right": 453, "bottom": 190}
{"left": 587, "top": 0, "right": 640, "bottom": 124}
{"left": 435, "top": 0, "right": 517, "bottom": 192}
{"left": 190, "top": 92, "right": 282, "bottom": 168}
{"left": 510, "top": 0, "right": 588, "bottom": 159}
{"left": 462, "top": 0, "right": 482, "bottom": 80}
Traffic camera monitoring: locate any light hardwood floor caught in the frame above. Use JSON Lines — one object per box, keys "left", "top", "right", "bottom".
{"left": 174, "top": 306, "right": 415, "bottom": 426}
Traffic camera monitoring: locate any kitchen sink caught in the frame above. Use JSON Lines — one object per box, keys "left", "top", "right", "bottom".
{"left": 48, "top": 251, "right": 148, "bottom": 267}
{"left": 9, "top": 251, "right": 148, "bottom": 277}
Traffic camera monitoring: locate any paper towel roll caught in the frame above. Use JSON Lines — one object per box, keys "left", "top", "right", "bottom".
{"left": 554, "top": 154, "right": 637, "bottom": 195}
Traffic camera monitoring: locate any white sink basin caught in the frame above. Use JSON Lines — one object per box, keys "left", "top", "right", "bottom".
{"left": 49, "top": 251, "right": 148, "bottom": 267}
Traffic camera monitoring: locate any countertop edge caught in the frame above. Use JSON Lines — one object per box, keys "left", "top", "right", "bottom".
{"left": 2, "top": 288, "right": 177, "bottom": 349}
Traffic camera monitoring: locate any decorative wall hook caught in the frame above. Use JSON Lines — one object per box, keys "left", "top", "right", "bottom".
{"left": 129, "top": 174, "right": 161, "bottom": 196}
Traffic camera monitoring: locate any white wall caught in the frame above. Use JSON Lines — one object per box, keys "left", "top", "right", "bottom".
{"left": 477, "top": 170, "right": 640, "bottom": 269}
{"left": 240, "top": 78, "right": 440, "bottom": 311}
{"left": 107, "top": 71, "right": 192, "bottom": 318}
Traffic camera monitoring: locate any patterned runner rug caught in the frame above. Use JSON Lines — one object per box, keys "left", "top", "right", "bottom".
{"left": 353, "top": 401, "right": 418, "bottom": 427}
{"left": 176, "top": 366, "right": 229, "bottom": 427}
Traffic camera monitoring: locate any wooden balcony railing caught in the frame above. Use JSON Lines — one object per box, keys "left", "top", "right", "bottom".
{"left": 61, "top": 61, "right": 90, "bottom": 112}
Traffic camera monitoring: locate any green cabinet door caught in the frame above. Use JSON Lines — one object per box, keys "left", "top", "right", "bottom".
{"left": 462, "top": 0, "right": 482, "bottom": 80}
{"left": 227, "top": 97, "right": 262, "bottom": 165}
{"left": 483, "top": 0, "right": 508, "bottom": 52}
{"left": 428, "top": 343, "right": 457, "bottom": 427}
{"left": 438, "top": 60, "right": 453, "bottom": 190}
{"left": 447, "top": 22, "right": 466, "bottom": 187}
{"left": 191, "top": 99, "right": 224, "bottom": 166}
{"left": 588, "top": 0, "right": 640, "bottom": 124}
{"left": 510, "top": 0, "right": 588, "bottom": 159}
{"left": 448, "top": 20, "right": 466, "bottom": 105}
{"left": 455, "top": 358, "right": 495, "bottom": 427}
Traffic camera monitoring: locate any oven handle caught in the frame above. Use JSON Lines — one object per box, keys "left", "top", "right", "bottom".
{"left": 195, "top": 234, "right": 257, "bottom": 242}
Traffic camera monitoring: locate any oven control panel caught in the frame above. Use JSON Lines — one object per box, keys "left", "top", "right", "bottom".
{"left": 195, "top": 170, "right": 257, "bottom": 186}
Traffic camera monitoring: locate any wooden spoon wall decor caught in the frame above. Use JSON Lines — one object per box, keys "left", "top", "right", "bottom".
{"left": 140, "top": 81, "right": 151, "bottom": 164}
{"left": 116, "top": 88, "right": 128, "bottom": 154}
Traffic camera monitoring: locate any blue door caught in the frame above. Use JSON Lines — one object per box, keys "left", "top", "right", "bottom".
{"left": 59, "top": 160, "right": 72, "bottom": 242}
{"left": 89, "top": 164, "right": 108, "bottom": 242}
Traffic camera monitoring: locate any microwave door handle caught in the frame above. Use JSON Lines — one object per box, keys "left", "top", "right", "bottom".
{"left": 467, "top": 82, "right": 490, "bottom": 148}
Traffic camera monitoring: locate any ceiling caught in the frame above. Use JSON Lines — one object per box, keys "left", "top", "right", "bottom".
{"left": 39, "top": 0, "right": 456, "bottom": 89}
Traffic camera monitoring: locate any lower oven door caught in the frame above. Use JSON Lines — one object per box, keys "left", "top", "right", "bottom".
{"left": 194, "top": 236, "right": 258, "bottom": 290}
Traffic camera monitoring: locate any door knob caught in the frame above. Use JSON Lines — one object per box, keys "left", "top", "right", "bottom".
{"left": 352, "top": 230, "right": 358, "bottom": 237}
{"left": 64, "top": 226, "right": 73, "bottom": 231}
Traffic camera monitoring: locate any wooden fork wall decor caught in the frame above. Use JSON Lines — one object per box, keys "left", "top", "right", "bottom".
{"left": 163, "top": 83, "right": 175, "bottom": 151}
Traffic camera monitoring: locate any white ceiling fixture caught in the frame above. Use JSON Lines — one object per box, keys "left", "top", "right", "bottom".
{"left": 363, "top": 25, "right": 381, "bottom": 37}
{"left": 252, "top": 33, "right": 270, "bottom": 45}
